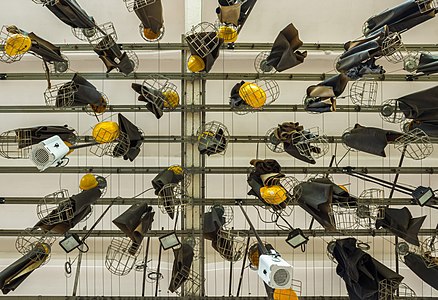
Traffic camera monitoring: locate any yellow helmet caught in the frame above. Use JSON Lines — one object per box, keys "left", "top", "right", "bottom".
{"left": 168, "top": 165, "right": 183, "bottom": 175}
{"left": 260, "top": 185, "right": 287, "bottom": 205}
{"left": 239, "top": 82, "right": 267, "bottom": 108}
{"left": 188, "top": 55, "right": 205, "bottom": 73}
{"left": 217, "top": 25, "right": 238, "bottom": 43}
{"left": 92, "top": 121, "right": 119, "bottom": 144}
{"left": 80, "top": 174, "right": 99, "bottom": 190}
{"left": 273, "top": 289, "right": 299, "bottom": 300}
{"left": 5, "top": 34, "right": 32, "bottom": 57}
{"left": 143, "top": 28, "right": 160, "bottom": 41}
{"left": 90, "top": 96, "right": 108, "bottom": 114}
{"left": 163, "top": 89, "right": 180, "bottom": 109}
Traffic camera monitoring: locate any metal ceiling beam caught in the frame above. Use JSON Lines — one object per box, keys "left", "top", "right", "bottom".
{"left": 0, "top": 72, "right": 433, "bottom": 81}
{"left": 4, "top": 297, "right": 433, "bottom": 300}
{"left": 0, "top": 166, "right": 434, "bottom": 174}
{"left": 2, "top": 197, "right": 413, "bottom": 206}
{"left": 1, "top": 228, "right": 436, "bottom": 237}
{"left": 0, "top": 104, "right": 379, "bottom": 113}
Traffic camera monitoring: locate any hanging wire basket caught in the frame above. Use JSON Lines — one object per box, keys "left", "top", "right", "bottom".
{"left": 124, "top": 50, "right": 139, "bottom": 74}
{"left": 419, "top": 236, "right": 438, "bottom": 268}
{"left": 416, "top": 0, "right": 437, "bottom": 13}
{"left": 105, "top": 237, "right": 142, "bottom": 276}
{"left": 183, "top": 270, "right": 204, "bottom": 296}
{"left": 215, "top": 228, "right": 246, "bottom": 262}
{"left": 196, "top": 121, "right": 230, "bottom": 156}
{"left": 403, "top": 51, "right": 421, "bottom": 73}
{"left": 139, "top": 22, "right": 165, "bottom": 42}
{"left": 86, "top": 22, "right": 118, "bottom": 51}
{"left": 394, "top": 128, "right": 433, "bottom": 160}
{"left": 44, "top": 81, "right": 77, "bottom": 109}
{"left": 292, "top": 127, "right": 329, "bottom": 160}
{"left": 356, "top": 188, "right": 385, "bottom": 229}
{"left": 215, "top": 21, "right": 238, "bottom": 44}
{"left": 254, "top": 51, "right": 276, "bottom": 74}
{"left": 382, "top": 32, "right": 407, "bottom": 64}
{"left": 89, "top": 129, "right": 130, "bottom": 158}
{"left": 380, "top": 99, "right": 406, "bottom": 124}
{"left": 265, "top": 127, "right": 285, "bottom": 153}
{"left": 0, "top": 25, "right": 30, "bottom": 63}
{"left": 15, "top": 227, "right": 57, "bottom": 264}
{"left": 341, "top": 127, "right": 358, "bottom": 152}
{"left": 42, "top": 54, "right": 70, "bottom": 74}
{"left": 123, "top": 0, "right": 157, "bottom": 12}
{"left": 184, "top": 22, "right": 219, "bottom": 58}
{"left": 0, "top": 129, "right": 33, "bottom": 159}
{"left": 36, "top": 189, "right": 73, "bottom": 226}
{"left": 238, "top": 80, "right": 280, "bottom": 110}
{"left": 208, "top": 204, "right": 234, "bottom": 227}
{"left": 85, "top": 92, "right": 110, "bottom": 116}
{"left": 182, "top": 236, "right": 200, "bottom": 261}
{"left": 167, "top": 164, "right": 191, "bottom": 193}
{"left": 31, "top": 0, "right": 60, "bottom": 5}
{"left": 272, "top": 280, "right": 303, "bottom": 300}
{"left": 378, "top": 279, "right": 417, "bottom": 300}
{"left": 157, "top": 183, "right": 190, "bottom": 216}
{"left": 141, "top": 75, "right": 180, "bottom": 111}
{"left": 329, "top": 202, "right": 359, "bottom": 234}
{"left": 349, "top": 79, "right": 378, "bottom": 107}
{"left": 263, "top": 176, "right": 302, "bottom": 213}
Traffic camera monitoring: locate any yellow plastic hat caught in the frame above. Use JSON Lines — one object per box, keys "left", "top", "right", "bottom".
{"left": 80, "top": 174, "right": 99, "bottom": 191}
{"left": 217, "top": 25, "right": 238, "bottom": 43}
{"left": 143, "top": 28, "right": 160, "bottom": 41}
{"left": 188, "top": 55, "right": 205, "bottom": 73}
{"left": 260, "top": 185, "right": 287, "bottom": 205}
{"left": 239, "top": 82, "right": 267, "bottom": 108}
{"left": 163, "top": 89, "right": 180, "bottom": 109}
{"left": 92, "top": 121, "right": 119, "bottom": 144}
{"left": 168, "top": 165, "right": 183, "bottom": 175}
{"left": 5, "top": 34, "right": 31, "bottom": 57}
{"left": 273, "top": 288, "right": 299, "bottom": 300}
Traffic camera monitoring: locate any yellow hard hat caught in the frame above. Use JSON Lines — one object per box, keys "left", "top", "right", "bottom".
{"left": 260, "top": 185, "right": 287, "bottom": 205}
{"left": 64, "top": 141, "right": 74, "bottom": 156}
{"left": 273, "top": 288, "right": 299, "bottom": 300}
{"left": 92, "top": 121, "right": 119, "bottom": 144}
{"left": 168, "top": 165, "right": 183, "bottom": 175}
{"left": 217, "top": 25, "right": 238, "bottom": 43}
{"left": 163, "top": 89, "right": 180, "bottom": 109}
{"left": 90, "top": 96, "right": 108, "bottom": 114}
{"left": 143, "top": 28, "right": 160, "bottom": 41}
{"left": 338, "top": 185, "right": 348, "bottom": 193}
{"left": 198, "top": 130, "right": 215, "bottom": 141}
{"left": 188, "top": 55, "right": 205, "bottom": 73}
{"left": 5, "top": 34, "right": 32, "bottom": 57}
{"left": 248, "top": 244, "right": 261, "bottom": 269}
{"left": 80, "top": 174, "right": 99, "bottom": 190}
{"left": 239, "top": 82, "right": 267, "bottom": 108}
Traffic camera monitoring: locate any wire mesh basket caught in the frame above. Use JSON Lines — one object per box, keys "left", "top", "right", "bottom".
{"left": 382, "top": 32, "right": 407, "bottom": 64}
{"left": 167, "top": 164, "right": 192, "bottom": 193}
{"left": 139, "top": 22, "right": 165, "bottom": 42}
{"left": 157, "top": 183, "right": 189, "bottom": 216}
{"left": 215, "top": 229, "right": 246, "bottom": 262}
{"left": 215, "top": 22, "right": 238, "bottom": 43}
{"left": 238, "top": 80, "right": 280, "bottom": 110}
{"left": 0, "top": 26, "right": 30, "bottom": 63}
{"left": 356, "top": 188, "right": 385, "bottom": 229}
{"left": 418, "top": 237, "right": 438, "bottom": 268}
{"left": 272, "top": 280, "right": 303, "bottom": 299}
{"left": 123, "top": 50, "right": 139, "bottom": 75}
{"left": 85, "top": 92, "right": 109, "bottom": 116}
{"left": 349, "top": 80, "right": 378, "bottom": 107}
{"left": 184, "top": 22, "right": 219, "bottom": 58}
{"left": 196, "top": 121, "right": 230, "bottom": 156}
{"left": 141, "top": 75, "right": 180, "bottom": 111}
{"left": 123, "top": 0, "right": 157, "bottom": 12}
{"left": 265, "top": 127, "right": 285, "bottom": 153}
{"left": 291, "top": 127, "right": 329, "bottom": 160}
{"left": 15, "top": 227, "right": 57, "bottom": 264}
{"left": 264, "top": 176, "right": 302, "bottom": 212}
{"left": 36, "top": 189, "right": 73, "bottom": 226}
{"left": 183, "top": 270, "right": 203, "bottom": 296}
{"left": 380, "top": 99, "right": 406, "bottom": 124}
{"left": 32, "top": 0, "right": 59, "bottom": 5}
{"left": 254, "top": 51, "right": 276, "bottom": 74}
{"left": 403, "top": 51, "right": 421, "bottom": 73}
{"left": 86, "top": 22, "right": 118, "bottom": 51}
{"left": 394, "top": 128, "right": 433, "bottom": 160}
{"left": 43, "top": 54, "right": 70, "bottom": 74}
{"left": 105, "top": 237, "right": 142, "bottom": 276}
{"left": 416, "top": 0, "right": 437, "bottom": 13}
{"left": 0, "top": 129, "right": 32, "bottom": 159}
{"left": 71, "top": 26, "right": 98, "bottom": 42}
{"left": 378, "top": 279, "right": 417, "bottom": 300}
{"left": 330, "top": 202, "right": 358, "bottom": 234}
{"left": 89, "top": 129, "right": 130, "bottom": 158}
{"left": 208, "top": 204, "right": 234, "bottom": 227}
{"left": 44, "top": 81, "right": 78, "bottom": 109}
{"left": 182, "top": 236, "right": 200, "bottom": 261}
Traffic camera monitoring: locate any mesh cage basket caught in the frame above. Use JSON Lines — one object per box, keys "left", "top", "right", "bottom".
{"left": 382, "top": 32, "right": 407, "bottom": 64}
{"left": 43, "top": 54, "right": 70, "bottom": 74}
{"left": 32, "top": 0, "right": 59, "bottom": 5}
{"left": 0, "top": 129, "right": 32, "bottom": 159}
{"left": 419, "top": 237, "right": 438, "bottom": 268}
{"left": 403, "top": 51, "right": 421, "bottom": 73}
{"left": 266, "top": 176, "right": 303, "bottom": 212}
{"left": 86, "top": 22, "right": 118, "bottom": 51}
{"left": 208, "top": 204, "right": 234, "bottom": 227}
{"left": 378, "top": 279, "right": 417, "bottom": 300}
{"left": 141, "top": 75, "right": 180, "bottom": 111}
{"left": 123, "top": 0, "right": 157, "bottom": 12}
{"left": 356, "top": 188, "right": 385, "bottom": 229}
{"left": 341, "top": 127, "right": 358, "bottom": 152}
{"left": 182, "top": 236, "right": 200, "bottom": 261}
{"left": 44, "top": 81, "right": 77, "bottom": 109}
{"left": 0, "top": 26, "right": 30, "bottom": 63}
{"left": 105, "top": 237, "right": 142, "bottom": 276}
{"left": 184, "top": 22, "right": 220, "bottom": 58}
{"left": 349, "top": 80, "right": 378, "bottom": 107}
{"left": 271, "top": 280, "right": 303, "bottom": 299}
{"left": 15, "top": 227, "right": 56, "bottom": 264}
{"left": 139, "top": 22, "right": 165, "bottom": 42}
{"left": 416, "top": 0, "right": 437, "bottom": 13}
{"left": 167, "top": 164, "right": 191, "bottom": 193}
{"left": 326, "top": 240, "right": 337, "bottom": 263}
{"left": 36, "top": 189, "right": 73, "bottom": 226}
{"left": 330, "top": 201, "right": 358, "bottom": 234}
{"left": 396, "top": 241, "right": 413, "bottom": 263}
{"left": 239, "top": 80, "right": 280, "bottom": 110}
{"left": 265, "top": 127, "right": 285, "bottom": 153}
{"left": 89, "top": 129, "right": 130, "bottom": 158}
{"left": 216, "top": 229, "right": 246, "bottom": 262}
{"left": 394, "top": 128, "right": 433, "bottom": 160}
{"left": 380, "top": 99, "right": 406, "bottom": 124}
{"left": 123, "top": 50, "right": 139, "bottom": 75}
{"left": 157, "top": 183, "right": 189, "bottom": 215}
{"left": 215, "top": 21, "right": 238, "bottom": 44}
{"left": 196, "top": 121, "right": 230, "bottom": 156}
{"left": 85, "top": 92, "right": 110, "bottom": 116}
{"left": 292, "top": 127, "right": 329, "bottom": 160}
{"left": 183, "top": 270, "right": 203, "bottom": 296}
{"left": 254, "top": 51, "right": 276, "bottom": 74}
{"left": 71, "top": 26, "right": 99, "bottom": 43}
